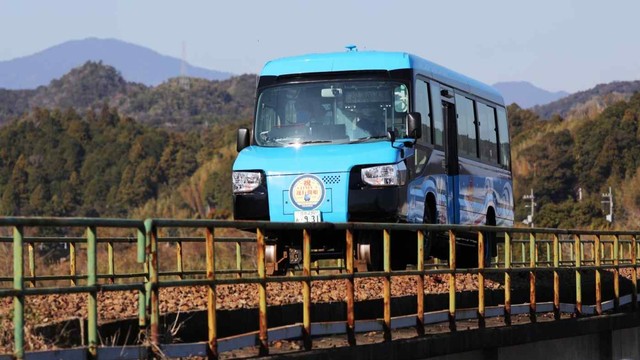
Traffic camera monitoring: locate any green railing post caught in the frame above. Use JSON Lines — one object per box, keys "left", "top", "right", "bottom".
{"left": 145, "top": 219, "right": 160, "bottom": 350}
{"left": 236, "top": 241, "right": 242, "bottom": 278}
{"left": 570, "top": 239, "right": 574, "bottom": 262}
{"left": 13, "top": 226, "right": 25, "bottom": 360}
{"left": 546, "top": 242, "right": 551, "bottom": 265}
{"left": 87, "top": 226, "right": 98, "bottom": 358}
{"left": 136, "top": 228, "right": 147, "bottom": 330}
{"left": 137, "top": 227, "right": 146, "bottom": 263}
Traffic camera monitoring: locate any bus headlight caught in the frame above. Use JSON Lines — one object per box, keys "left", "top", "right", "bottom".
{"left": 361, "top": 162, "right": 406, "bottom": 186}
{"left": 232, "top": 171, "right": 262, "bottom": 193}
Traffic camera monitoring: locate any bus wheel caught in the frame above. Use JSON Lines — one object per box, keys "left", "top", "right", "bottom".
{"left": 456, "top": 209, "right": 497, "bottom": 268}
{"left": 455, "top": 242, "right": 478, "bottom": 269}
{"left": 483, "top": 209, "right": 497, "bottom": 266}
{"left": 425, "top": 197, "right": 447, "bottom": 261}
{"left": 356, "top": 230, "right": 383, "bottom": 271}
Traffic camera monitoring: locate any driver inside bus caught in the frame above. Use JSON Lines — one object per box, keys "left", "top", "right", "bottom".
{"left": 336, "top": 106, "right": 384, "bottom": 139}
{"left": 294, "top": 92, "right": 326, "bottom": 125}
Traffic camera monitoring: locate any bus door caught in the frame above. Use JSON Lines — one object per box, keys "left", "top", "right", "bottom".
{"left": 440, "top": 85, "right": 460, "bottom": 224}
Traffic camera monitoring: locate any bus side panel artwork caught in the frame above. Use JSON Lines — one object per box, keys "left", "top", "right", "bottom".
{"left": 406, "top": 149, "right": 449, "bottom": 225}
{"left": 457, "top": 161, "right": 514, "bottom": 227}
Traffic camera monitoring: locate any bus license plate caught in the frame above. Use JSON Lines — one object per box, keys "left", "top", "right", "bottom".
{"left": 294, "top": 210, "right": 322, "bottom": 223}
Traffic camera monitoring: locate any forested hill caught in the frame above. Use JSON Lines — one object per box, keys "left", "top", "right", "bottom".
{"left": 532, "top": 80, "right": 640, "bottom": 120}
{"left": 0, "top": 61, "right": 249, "bottom": 220}
{"left": 509, "top": 92, "right": 640, "bottom": 229}
{"left": 0, "top": 106, "right": 241, "bottom": 219}
{"left": 0, "top": 61, "right": 256, "bottom": 130}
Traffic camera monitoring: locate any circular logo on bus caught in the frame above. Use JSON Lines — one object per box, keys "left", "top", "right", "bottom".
{"left": 289, "top": 174, "right": 325, "bottom": 210}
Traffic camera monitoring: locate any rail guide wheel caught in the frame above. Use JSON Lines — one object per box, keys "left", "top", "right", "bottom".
{"left": 265, "top": 244, "right": 277, "bottom": 275}
{"left": 356, "top": 241, "right": 372, "bottom": 272}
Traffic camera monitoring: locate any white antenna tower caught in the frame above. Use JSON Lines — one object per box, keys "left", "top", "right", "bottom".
{"left": 179, "top": 41, "right": 190, "bottom": 90}
{"left": 523, "top": 189, "right": 536, "bottom": 228}
{"left": 602, "top": 187, "right": 613, "bottom": 223}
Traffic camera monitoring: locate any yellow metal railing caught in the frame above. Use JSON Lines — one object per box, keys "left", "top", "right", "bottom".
{"left": 1, "top": 217, "right": 639, "bottom": 359}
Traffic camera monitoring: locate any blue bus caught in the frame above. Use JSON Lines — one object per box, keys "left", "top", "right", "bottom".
{"left": 233, "top": 49, "right": 514, "bottom": 271}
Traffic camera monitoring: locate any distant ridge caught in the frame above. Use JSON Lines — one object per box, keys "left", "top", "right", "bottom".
{"left": 0, "top": 61, "right": 256, "bottom": 130}
{"left": 532, "top": 80, "right": 640, "bottom": 120}
{"left": 493, "top": 81, "right": 569, "bottom": 108}
{"left": 0, "top": 38, "right": 232, "bottom": 89}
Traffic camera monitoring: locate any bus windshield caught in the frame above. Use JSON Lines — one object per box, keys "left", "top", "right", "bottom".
{"left": 254, "top": 80, "right": 409, "bottom": 147}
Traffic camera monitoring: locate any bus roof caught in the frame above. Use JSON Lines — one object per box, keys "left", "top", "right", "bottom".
{"left": 261, "top": 51, "right": 504, "bottom": 105}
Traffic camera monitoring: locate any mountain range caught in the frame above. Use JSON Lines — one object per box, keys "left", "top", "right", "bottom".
{"left": 492, "top": 81, "right": 569, "bottom": 108}
{"left": 0, "top": 61, "right": 255, "bottom": 130}
{"left": 0, "top": 38, "right": 232, "bottom": 89}
{"left": 532, "top": 80, "right": 640, "bottom": 120}
{"left": 3, "top": 38, "right": 640, "bottom": 127}
{"left": 1, "top": 38, "right": 566, "bottom": 108}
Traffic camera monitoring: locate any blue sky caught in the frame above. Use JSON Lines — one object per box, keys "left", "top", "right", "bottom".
{"left": 1, "top": 0, "right": 638, "bottom": 93}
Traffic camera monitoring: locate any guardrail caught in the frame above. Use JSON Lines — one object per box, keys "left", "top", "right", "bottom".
{"left": 0, "top": 217, "right": 639, "bottom": 359}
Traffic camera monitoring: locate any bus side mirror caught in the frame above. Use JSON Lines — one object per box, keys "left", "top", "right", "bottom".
{"left": 406, "top": 112, "right": 422, "bottom": 140}
{"left": 237, "top": 128, "right": 250, "bottom": 152}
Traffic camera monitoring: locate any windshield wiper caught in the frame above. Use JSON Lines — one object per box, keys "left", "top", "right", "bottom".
{"left": 299, "top": 140, "right": 333, "bottom": 144}
{"left": 351, "top": 135, "right": 387, "bottom": 143}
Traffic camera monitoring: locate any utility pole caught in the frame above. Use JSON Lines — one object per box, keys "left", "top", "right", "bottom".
{"left": 601, "top": 186, "right": 613, "bottom": 223}
{"left": 523, "top": 189, "right": 536, "bottom": 228}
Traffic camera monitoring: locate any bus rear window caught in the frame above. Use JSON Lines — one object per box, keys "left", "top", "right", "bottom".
{"left": 477, "top": 102, "right": 498, "bottom": 163}
{"left": 497, "top": 107, "right": 511, "bottom": 167}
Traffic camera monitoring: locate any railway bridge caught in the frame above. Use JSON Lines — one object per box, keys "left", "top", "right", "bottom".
{"left": 1, "top": 217, "right": 640, "bottom": 359}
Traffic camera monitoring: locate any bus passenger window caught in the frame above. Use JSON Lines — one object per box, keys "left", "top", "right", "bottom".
{"left": 497, "top": 107, "right": 511, "bottom": 167}
{"left": 414, "top": 80, "right": 432, "bottom": 144}
{"left": 433, "top": 113, "right": 444, "bottom": 147}
{"left": 455, "top": 94, "right": 478, "bottom": 158}
{"left": 432, "top": 85, "right": 444, "bottom": 147}
{"left": 477, "top": 102, "right": 498, "bottom": 163}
